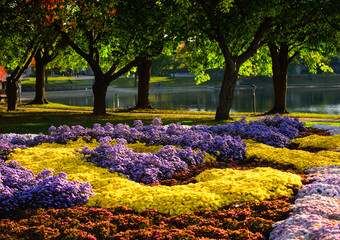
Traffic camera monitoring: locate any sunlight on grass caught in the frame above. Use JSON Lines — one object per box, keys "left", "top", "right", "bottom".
{"left": 288, "top": 113, "right": 340, "bottom": 119}
{"left": 1, "top": 102, "right": 339, "bottom": 134}
{"left": 109, "top": 76, "right": 217, "bottom": 88}
{"left": 305, "top": 122, "right": 340, "bottom": 127}
{"left": 21, "top": 77, "right": 91, "bottom": 86}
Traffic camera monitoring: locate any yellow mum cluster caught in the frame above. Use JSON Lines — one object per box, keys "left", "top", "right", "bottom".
{"left": 9, "top": 140, "right": 302, "bottom": 215}
{"left": 245, "top": 140, "right": 340, "bottom": 170}
{"left": 127, "top": 141, "right": 165, "bottom": 153}
{"left": 127, "top": 141, "right": 216, "bottom": 162}
{"left": 291, "top": 134, "right": 340, "bottom": 150}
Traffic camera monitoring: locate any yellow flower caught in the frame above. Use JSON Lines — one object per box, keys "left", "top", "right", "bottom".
{"left": 9, "top": 140, "right": 302, "bottom": 215}
{"left": 245, "top": 139, "right": 340, "bottom": 170}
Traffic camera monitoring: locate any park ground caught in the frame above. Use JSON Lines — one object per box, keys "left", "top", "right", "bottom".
{"left": 0, "top": 73, "right": 339, "bottom": 133}
{"left": 0, "top": 101, "right": 339, "bottom": 134}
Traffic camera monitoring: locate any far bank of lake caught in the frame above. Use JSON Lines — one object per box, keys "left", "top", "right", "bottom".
{"left": 20, "top": 83, "right": 340, "bottom": 115}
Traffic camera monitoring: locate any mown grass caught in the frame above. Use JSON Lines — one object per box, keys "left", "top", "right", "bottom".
{"left": 109, "top": 76, "right": 219, "bottom": 88}
{"left": 21, "top": 77, "right": 90, "bottom": 86}
{"left": 21, "top": 76, "right": 217, "bottom": 88}
{"left": 0, "top": 102, "right": 339, "bottom": 134}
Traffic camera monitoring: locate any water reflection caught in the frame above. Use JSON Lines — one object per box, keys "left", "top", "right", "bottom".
{"left": 45, "top": 86, "right": 340, "bottom": 115}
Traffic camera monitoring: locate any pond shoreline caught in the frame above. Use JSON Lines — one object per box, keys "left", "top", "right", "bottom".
{"left": 20, "top": 82, "right": 340, "bottom": 95}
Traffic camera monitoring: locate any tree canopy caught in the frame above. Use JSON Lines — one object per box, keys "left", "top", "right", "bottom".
{"left": 0, "top": 0, "right": 338, "bottom": 116}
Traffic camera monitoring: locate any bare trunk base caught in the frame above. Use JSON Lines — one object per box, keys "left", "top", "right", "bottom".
{"left": 28, "top": 98, "right": 49, "bottom": 105}
{"left": 6, "top": 80, "right": 18, "bottom": 111}
{"left": 130, "top": 105, "right": 154, "bottom": 111}
{"left": 265, "top": 108, "right": 289, "bottom": 115}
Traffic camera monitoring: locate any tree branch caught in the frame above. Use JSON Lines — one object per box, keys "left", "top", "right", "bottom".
{"left": 288, "top": 51, "right": 299, "bottom": 64}
{"left": 108, "top": 57, "right": 144, "bottom": 83}
{"left": 198, "top": 0, "right": 233, "bottom": 63}
{"left": 10, "top": 40, "right": 39, "bottom": 80}
{"left": 55, "top": 26, "right": 90, "bottom": 62}
{"left": 106, "top": 61, "right": 119, "bottom": 77}
{"left": 239, "top": 17, "right": 274, "bottom": 64}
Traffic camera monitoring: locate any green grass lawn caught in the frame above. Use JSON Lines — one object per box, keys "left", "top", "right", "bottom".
{"left": 21, "top": 77, "right": 91, "bottom": 86}
{"left": 21, "top": 76, "right": 218, "bottom": 88}
{"left": 0, "top": 102, "right": 339, "bottom": 134}
{"left": 109, "top": 76, "right": 219, "bottom": 88}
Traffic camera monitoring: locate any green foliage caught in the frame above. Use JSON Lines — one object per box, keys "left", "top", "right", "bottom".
{"left": 184, "top": 38, "right": 224, "bottom": 76}
{"left": 301, "top": 51, "right": 334, "bottom": 74}
{"left": 0, "top": 1, "right": 40, "bottom": 70}
{"left": 52, "top": 0, "right": 182, "bottom": 81}
{"left": 239, "top": 48, "right": 273, "bottom": 77}
{"left": 195, "top": 72, "right": 211, "bottom": 85}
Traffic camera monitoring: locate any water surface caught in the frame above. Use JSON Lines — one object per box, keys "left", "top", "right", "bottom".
{"left": 44, "top": 86, "right": 340, "bottom": 115}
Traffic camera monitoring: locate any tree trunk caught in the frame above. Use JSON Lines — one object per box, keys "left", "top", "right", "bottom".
{"left": 267, "top": 43, "right": 289, "bottom": 114}
{"left": 135, "top": 59, "right": 153, "bottom": 109}
{"left": 29, "top": 50, "right": 49, "bottom": 104}
{"left": 215, "top": 63, "right": 239, "bottom": 120}
{"left": 92, "top": 74, "right": 109, "bottom": 115}
{"left": 6, "top": 43, "right": 40, "bottom": 111}
{"left": 6, "top": 76, "right": 19, "bottom": 111}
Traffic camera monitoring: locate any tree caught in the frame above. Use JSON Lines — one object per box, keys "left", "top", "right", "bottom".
{"left": 178, "top": 0, "right": 281, "bottom": 120}
{"left": 30, "top": 46, "right": 58, "bottom": 104}
{"left": 24, "top": 0, "right": 84, "bottom": 105}
{"left": 131, "top": 1, "right": 182, "bottom": 110}
{"left": 265, "top": 0, "right": 340, "bottom": 114}
{"left": 135, "top": 59, "right": 153, "bottom": 109}
{"left": 29, "top": 34, "right": 83, "bottom": 105}
{"left": 0, "top": 0, "right": 42, "bottom": 110}
{"left": 49, "top": 0, "right": 177, "bottom": 115}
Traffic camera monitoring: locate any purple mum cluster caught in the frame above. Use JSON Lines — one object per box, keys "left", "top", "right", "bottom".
{"left": 270, "top": 165, "right": 340, "bottom": 240}
{"left": 0, "top": 115, "right": 304, "bottom": 161}
{"left": 0, "top": 160, "right": 94, "bottom": 219}
{"left": 79, "top": 140, "right": 206, "bottom": 184}
{"left": 0, "top": 135, "right": 29, "bottom": 160}
{"left": 192, "top": 114, "right": 305, "bottom": 148}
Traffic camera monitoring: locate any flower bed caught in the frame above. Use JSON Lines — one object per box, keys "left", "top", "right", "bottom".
{"left": 0, "top": 115, "right": 339, "bottom": 239}
{"left": 3, "top": 114, "right": 305, "bottom": 160}
{"left": 0, "top": 196, "right": 293, "bottom": 240}
{"left": 270, "top": 165, "right": 340, "bottom": 240}
{"left": 7, "top": 140, "right": 302, "bottom": 215}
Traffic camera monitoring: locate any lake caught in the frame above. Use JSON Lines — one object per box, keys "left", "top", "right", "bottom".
{"left": 41, "top": 85, "right": 340, "bottom": 115}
